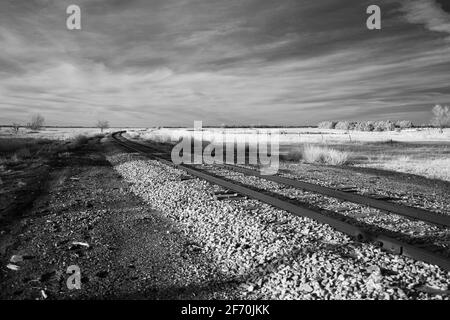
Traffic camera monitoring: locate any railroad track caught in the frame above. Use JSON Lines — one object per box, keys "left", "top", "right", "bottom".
{"left": 111, "top": 131, "right": 450, "bottom": 271}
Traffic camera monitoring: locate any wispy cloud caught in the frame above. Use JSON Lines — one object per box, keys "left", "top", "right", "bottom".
{"left": 400, "top": 0, "right": 450, "bottom": 35}
{"left": 0, "top": 0, "right": 450, "bottom": 126}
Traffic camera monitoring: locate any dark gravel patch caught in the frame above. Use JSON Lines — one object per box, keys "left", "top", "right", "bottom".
{"left": 0, "top": 139, "right": 233, "bottom": 299}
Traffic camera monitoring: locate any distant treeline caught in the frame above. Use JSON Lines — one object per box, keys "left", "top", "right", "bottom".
{"left": 317, "top": 120, "right": 414, "bottom": 131}
{"left": 207, "top": 125, "right": 312, "bottom": 128}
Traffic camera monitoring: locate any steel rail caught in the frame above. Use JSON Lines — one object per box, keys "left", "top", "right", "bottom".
{"left": 219, "top": 164, "right": 450, "bottom": 228}
{"left": 111, "top": 131, "right": 450, "bottom": 271}
{"left": 113, "top": 132, "right": 450, "bottom": 227}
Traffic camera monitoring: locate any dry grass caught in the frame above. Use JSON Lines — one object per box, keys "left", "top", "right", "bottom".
{"left": 282, "top": 148, "right": 303, "bottom": 162}
{"left": 0, "top": 139, "right": 31, "bottom": 154}
{"left": 302, "top": 145, "right": 350, "bottom": 165}
{"left": 0, "top": 136, "right": 81, "bottom": 163}
{"left": 357, "top": 157, "right": 450, "bottom": 182}
{"left": 73, "top": 134, "right": 89, "bottom": 146}
{"left": 0, "top": 138, "right": 46, "bottom": 162}
{"left": 282, "top": 144, "right": 350, "bottom": 165}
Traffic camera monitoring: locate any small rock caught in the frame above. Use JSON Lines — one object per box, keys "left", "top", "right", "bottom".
{"left": 299, "top": 283, "right": 313, "bottom": 293}
{"left": 10, "top": 255, "right": 24, "bottom": 263}
{"left": 300, "top": 229, "right": 310, "bottom": 235}
{"left": 6, "top": 263, "right": 20, "bottom": 271}
{"left": 71, "top": 241, "right": 90, "bottom": 248}
{"left": 367, "top": 265, "right": 381, "bottom": 275}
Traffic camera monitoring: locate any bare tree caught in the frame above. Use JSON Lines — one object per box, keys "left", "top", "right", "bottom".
{"left": 431, "top": 105, "right": 450, "bottom": 133}
{"left": 96, "top": 120, "right": 109, "bottom": 133}
{"left": 29, "top": 114, "right": 45, "bottom": 130}
{"left": 12, "top": 123, "right": 20, "bottom": 134}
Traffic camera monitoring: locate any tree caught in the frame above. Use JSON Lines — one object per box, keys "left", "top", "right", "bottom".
{"left": 12, "top": 123, "right": 20, "bottom": 134}
{"left": 431, "top": 105, "right": 450, "bottom": 133}
{"left": 96, "top": 120, "right": 109, "bottom": 133}
{"left": 29, "top": 114, "right": 45, "bottom": 130}
{"left": 395, "top": 120, "right": 413, "bottom": 129}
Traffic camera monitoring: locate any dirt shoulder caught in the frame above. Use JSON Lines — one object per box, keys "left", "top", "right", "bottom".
{"left": 0, "top": 138, "right": 233, "bottom": 299}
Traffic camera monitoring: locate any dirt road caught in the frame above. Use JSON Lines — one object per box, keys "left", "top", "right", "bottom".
{"left": 0, "top": 138, "right": 234, "bottom": 299}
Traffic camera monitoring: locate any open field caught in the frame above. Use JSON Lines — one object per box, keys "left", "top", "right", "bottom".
{"left": 0, "top": 127, "right": 120, "bottom": 141}
{"left": 126, "top": 127, "right": 450, "bottom": 182}
{"left": 131, "top": 127, "right": 450, "bottom": 143}
{"left": 2, "top": 126, "right": 449, "bottom": 181}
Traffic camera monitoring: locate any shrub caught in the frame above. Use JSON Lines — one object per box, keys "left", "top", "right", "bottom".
{"left": 28, "top": 114, "right": 45, "bottom": 131}
{"left": 72, "top": 135, "right": 89, "bottom": 147}
{"left": 12, "top": 123, "right": 20, "bottom": 134}
{"left": 335, "top": 121, "right": 355, "bottom": 130}
{"left": 395, "top": 120, "right": 413, "bottom": 129}
{"left": 317, "top": 121, "right": 337, "bottom": 129}
{"left": 324, "top": 148, "right": 351, "bottom": 165}
{"left": 431, "top": 105, "right": 450, "bottom": 132}
{"left": 373, "top": 121, "right": 384, "bottom": 132}
{"left": 355, "top": 121, "right": 374, "bottom": 131}
{"left": 302, "top": 145, "right": 349, "bottom": 165}
{"left": 96, "top": 120, "right": 109, "bottom": 133}
{"left": 374, "top": 120, "right": 395, "bottom": 131}
{"left": 383, "top": 120, "right": 395, "bottom": 131}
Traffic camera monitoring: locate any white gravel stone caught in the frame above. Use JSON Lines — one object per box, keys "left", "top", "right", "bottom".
{"left": 107, "top": 153, "right": 450, "bottom": 300}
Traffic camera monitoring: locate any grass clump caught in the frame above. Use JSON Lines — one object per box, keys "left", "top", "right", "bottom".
{"left": 282, "top": 148, "right": 303, "bottom": 162}
{"left": 73, "top": 134, "right": 89, "bottom": 146}
{"left": 283, "top": 144, "right": 350, "bottom": 165}
{"left": 0, "top": 138, "right": 53, "bottom": 162}
{"left": 302, "top": 145, "right": 350, "bottom": 165}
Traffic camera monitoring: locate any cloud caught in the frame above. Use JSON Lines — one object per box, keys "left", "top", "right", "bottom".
{"left": 0, "top": 0, "right": 450, "bottom": 126}
{"left": 400, "top": 0, "right": 450, "bottom": 35}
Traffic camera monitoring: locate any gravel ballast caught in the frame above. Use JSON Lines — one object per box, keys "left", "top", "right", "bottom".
{"left": 200, "top": 165, "right": 450, "bottom": 253}
{"left": 107, "top": 152, "right": 450, "bottom": 300}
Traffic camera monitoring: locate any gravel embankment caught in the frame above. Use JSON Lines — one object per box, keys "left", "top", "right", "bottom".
{"left": 201, "top": 166, "right": 450, "bottom": 253}
{"left": 107, "top": 153, "right": 450, "bottom": 300}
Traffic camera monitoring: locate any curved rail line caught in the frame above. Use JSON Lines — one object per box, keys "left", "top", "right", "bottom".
{"left": 111, "top": 131, "right": 450, "bottom": 271}
{"left": 219, "top": 164, "right": 450, "bottom": 227}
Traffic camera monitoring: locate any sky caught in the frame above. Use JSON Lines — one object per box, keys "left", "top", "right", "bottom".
{"left": 1, "top": 0, "right": 450, "bottom": 127}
